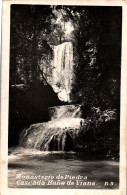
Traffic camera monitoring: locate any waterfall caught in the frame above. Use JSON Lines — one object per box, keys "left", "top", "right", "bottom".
{"left": 19, "top": 42, "right": 83, "bottom": 152}
{"left": 47, "top": 42, "right": 74, "bottom": 102}
{"left": 49, "top": 104, "right": 82, "bottom": 120}
{"left": 19, "top": 105, "right": 84, "bottom": 151}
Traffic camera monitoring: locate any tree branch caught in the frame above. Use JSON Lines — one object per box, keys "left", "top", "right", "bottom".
{"left": 36, "top": 63, "right": 49, "bottom": 85}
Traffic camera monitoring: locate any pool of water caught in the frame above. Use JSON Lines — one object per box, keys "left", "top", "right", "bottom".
{"left": 8, "top": 147, "right": 119, "bottom": 189}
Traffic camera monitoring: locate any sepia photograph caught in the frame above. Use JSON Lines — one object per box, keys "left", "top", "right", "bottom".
{"left": 8, "top": 4, "right": 122, "bottom": 189}
{"left": 1, "top": 1, "right": 127, "bottom": 195}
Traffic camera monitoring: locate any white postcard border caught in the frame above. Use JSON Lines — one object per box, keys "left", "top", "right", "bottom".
{"left": 1, "top": 0, "right": 127, "bottom": 195}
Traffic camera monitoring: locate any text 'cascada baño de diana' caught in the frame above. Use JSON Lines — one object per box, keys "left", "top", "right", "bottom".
{"left": 19, "top": 41, "right": 85, "bottom": 151}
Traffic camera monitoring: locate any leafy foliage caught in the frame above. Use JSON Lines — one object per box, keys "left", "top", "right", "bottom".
{"left": 76, "top": 107, "right": 119, "bottom": 159}
{"left": 9, "top": 6, "right": 121, "bottom": 155}
{"left": 70, "top": 7, "right": 121, "bottom": 111}
{"left": 10, "top": 5, "right": 55, "bottom": 85}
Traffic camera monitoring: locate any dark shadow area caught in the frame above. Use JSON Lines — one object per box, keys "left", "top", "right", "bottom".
{"left": 9, "top": 82, "right": 64, "bottom": 147}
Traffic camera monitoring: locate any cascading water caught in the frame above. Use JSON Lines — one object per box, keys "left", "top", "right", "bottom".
{"left": 19, "top": 105, "right": 85, "bottom": 151}
{"left": 49, "top": 105, "right": 82, "bottom": 120}
{"left": 47, "top": 42, "right": 74, "bottom": 102}
{"left": 19, "top": 42, "right": 82, "bottom": 152}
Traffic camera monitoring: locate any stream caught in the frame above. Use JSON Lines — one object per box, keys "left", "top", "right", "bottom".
{"left": 8, "top": 147, "right": 119, "bottom": 189}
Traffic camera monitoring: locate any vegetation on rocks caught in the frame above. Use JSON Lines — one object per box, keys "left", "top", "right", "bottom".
{"left": 9, "top": 5, "right": 121, "bottom": 159}
{"left": 75, "top": 107, "right": 119, "bottom": 160}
